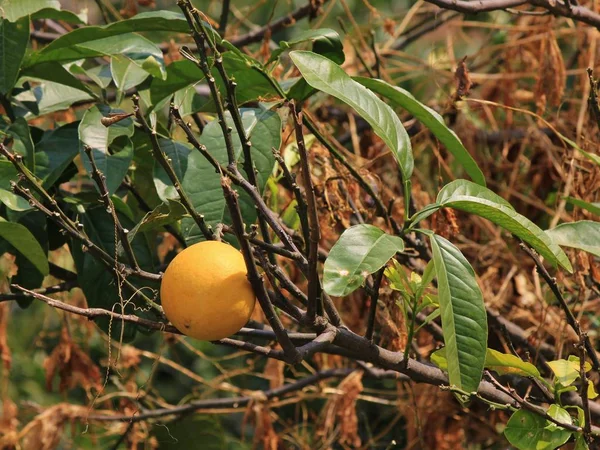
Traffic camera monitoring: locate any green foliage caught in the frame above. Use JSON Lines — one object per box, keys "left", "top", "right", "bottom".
{"left": 289, "top": 50, "right": 413, "bottom": 181}
{"left": 504, "top": 408, "right": 572, "bottom": 450}
{"left": 355, "top": 77, "right": 486, "bottom": 186}
{"left": 268, "top": 28, "right": 344, "bottom": 64}
{"left": 0, "top": 6, "right": 595, "bottom": 448}
{"left": 434, "top": 179, "right": 572, "bottom": 272}
{"left": 426, "top": 233, "right": 487, "bottom": 394}
{"left": 0, "top": 16, "right": 29, "bottom": 96}
{"left": 545, "top": 220, "right": 600, "bottom": 258}
{"left": 0, "top": 217, "right": 49, "bottom": 276}
{"left": 323, "top": 224, "right": 405, "bottom": 297}
{"left": 179, "top": 105, "right": 279, "bottom": 244}
{"left": 431, "top": 347, "right": 542, "bottom": 380}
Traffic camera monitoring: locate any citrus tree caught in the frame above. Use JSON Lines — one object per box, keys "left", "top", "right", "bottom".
{"left": 0, "top": 0, "right": 600, "bottom": 448}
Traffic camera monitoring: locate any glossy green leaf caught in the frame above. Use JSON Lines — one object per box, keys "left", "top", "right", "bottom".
{"left": 30, "top": 7, "right": 87, "bottom": 24}
{"left": 13, "top": 80, "right": 93, "bottom": 116}
{"left": 575, "top": 434, "right": 590, "bottom": 450}
{"left": 127, "top": 199, "right": 187, "bottom": 244}
{"left": 355, "top": 77, "right": 485, "bottom": 186}
{"left": 323, "top": 224, "right": 405, "bottom": 297}
{"left": 0, "top": 218, "right": 49, "bottom": 276}
{"left": 0, "top": 16, "right": 29, "bottom": 95}
{"left": 565, "top": 197, "right": 600, "bottom": 217}
{"left": 25, "top": 32, "right": 163, "bottom": 68}
{"left": 71, "top": 205, "right": 157, "bottom": 341}
{"left": 149, "top": 60, "right": 204, "bottom": 107}
{"left": 153, "top": 138, "right": 191, "bottom": 202}
{"left": 1, "top": 0, "right": 59, "bottom": 21}
{"left": 110, "top": 54, "right": 151, "bottom": 92}
{"left": 78, "top": 105, "right": 135, "bottom": 195}
{"left": 290, "top": 51, "right": 413, "bottom": 181}
{"left": 34, "top": 122, "right": 80, "bottom": 188}
{"left": 485, "top": 348, "right": 541, "bottom": 379}
{"left": 268, "top": 28, "right": 344, "bottom": 64}
{"left": 547, "top": 357, "right": 591, "bottom": 386}
{"left": 6, "top": 117, "right": 35, "bottom": 171}
{"left": 0, "top": 160, "right": 27, "bottom": 210}
{"left": 545, "top": 221, "right": 600, "bottom": 258}
{"left": 201, "top": 52, "right": 278, "bottom": 112}
{"left": 0, "top": 188, "right": 30, "bottom": 211}
{"left": 432, "top": 347, "right": 541, "bottom": 380}
{"left": 429, "top": 233, "right": 487, "bottom": 393}
{"left": 11, "top": 211, "right": 47, "bottom": 304}
{"left": 180, "top": 105, "right": 279, "bottom": 244}
{"left": 504, "top": 409, "right": 572, "bottom": 450}
{"left": 437, "top": 179, "right": 572, "bottom": 273}
{"left": 20, "top": 61, "right": 96, "bottom": 95}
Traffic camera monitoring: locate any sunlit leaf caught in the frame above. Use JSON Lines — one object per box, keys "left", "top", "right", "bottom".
{"left": 324, "top": 224, "right": 405, "bottom": 297}
{"left": 290, "top": 50, "right": 413, "bottom": 181}
{"left": 437, "top": 179, "right": 572, "bottom": 272}
{"left": 546, "top": 221, "right": 600, "bottom": 258}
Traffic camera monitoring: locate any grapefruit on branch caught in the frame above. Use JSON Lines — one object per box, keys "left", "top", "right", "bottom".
{"left": 160, "top": 241, "right": 256, "bottom": 340}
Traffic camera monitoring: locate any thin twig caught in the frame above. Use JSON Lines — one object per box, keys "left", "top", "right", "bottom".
{"left": 272, "top": 148, "right": 310, "bottom": 253}
{"left": 84, "top": 145, "right": 140, "bottom": 271}
{"left": 220, "top": 176, "right": 301, "bottom": 363}
{"left": 132, "top": 95, "right": 215, "bottom": 241}
{"left": 365, "top": 268, "right": 385, "bottom": 341}
{"left": 291, "top": 103, "right": 323, "bottom": 322}
{"left": 218, "top": 0, "right": 231, "bottom": 36}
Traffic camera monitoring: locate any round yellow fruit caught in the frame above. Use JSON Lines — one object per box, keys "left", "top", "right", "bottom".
{"left": 160, "top": 240, "right": 256, "bottom": 341}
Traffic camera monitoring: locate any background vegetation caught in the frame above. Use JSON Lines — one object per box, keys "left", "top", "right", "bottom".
{"left": 0, "top": 0, "right": 599, "bottom": 448}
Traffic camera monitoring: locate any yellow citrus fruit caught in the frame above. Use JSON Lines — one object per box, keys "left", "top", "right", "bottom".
{"left": 160, "top": 240, "right": 256, "bottom": 340}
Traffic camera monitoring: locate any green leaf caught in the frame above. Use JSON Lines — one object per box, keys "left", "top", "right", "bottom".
{"left": 0, "top": 217, "right": 49, "bottom": 276}
{"left": 546, "top": 404, "right": 573, "bottom": 432}
{"left": 71, "top": 205, "right": 156, "bottom": 341}
{"left": 577, "top": 147, "right": 600, "bottom": 168}
{"left": 432, "top": 347, "right": 541, "bottom": 381}
{"left": 268, "top": 29, "right": 344, "bottom": 64}
{"left": 20, "top": 61, "right": 97, "bottom": 95}
{"left": 25, "top": 32, "right": 163, "bottom": 68}
{"left": 6, "top": 117, "right": 35, "bottom": 171}
{"left": 547, "top": 357, "right": 590, "bottom": 386}
{"left": 78, "top": 105, "right": 134, "bottom": 195}
{"left": 0, "top": 188, "right": 30, "bottom": 211}
{"left": 504, "top": 409, "right": 572, "bottom": 450}
{"left": 485, "top": 348, "right": 541, "bottom": 379}
{"left": 575, "top": 434, "right": 590, "bottom": 450}
{"left": 201, "top": 52, "right": 278, "bottom": 112}
{"left": 564, "top": 197, "right": 600, "bottom": 217}
{"left": 437, "top": 179, "right": 572, "bottom": 273}
{"left": 289, "top": 51, "right": 413, "bottom": 181}
{"left": 13, "top": 80, "right": 93, "bottom": 116}
{"left": 30, "top": 7, "right": 87, "bottom": 24}
{"left": 110, "top": 54, "right": 151, "bottom": 92}
{"left": 0, "top": 160, "right": 27, "bottom": 210}
{"left": 545, "top": 221, "right": 600, "bottom": 258}
{"left": 180, "top": 105, "right": 279, "bottom": 244}
{"left": 0, "top": 16, "right": 29, "bottom": 95}
{"left": 0, "top": 0, "right": 60, "bottom": 22}
{"left": 355, "top": 77, "right": 485, "bottom": 186}
{"left": 34, "top": 122, "right": 80, "bottom": 188}
{"left": 11, "top": 211, "right": 47, "bottom": 304}
{"left": 588, "top": 379, "right": 598, "bottom": 400}
{"left": 323, "top": 224, "right": 405, "bottom": 297}
{"left": 149, "top": 59, "right": 204, "bottom": 107}
{"left": 429, "top": 233, "right": 487, "bottom": 393}
{"left": 153, "top": 138, "right": 191, "bottom": 202}
{"left": 127, "top": 199, "right": 187, "bottom": 243}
